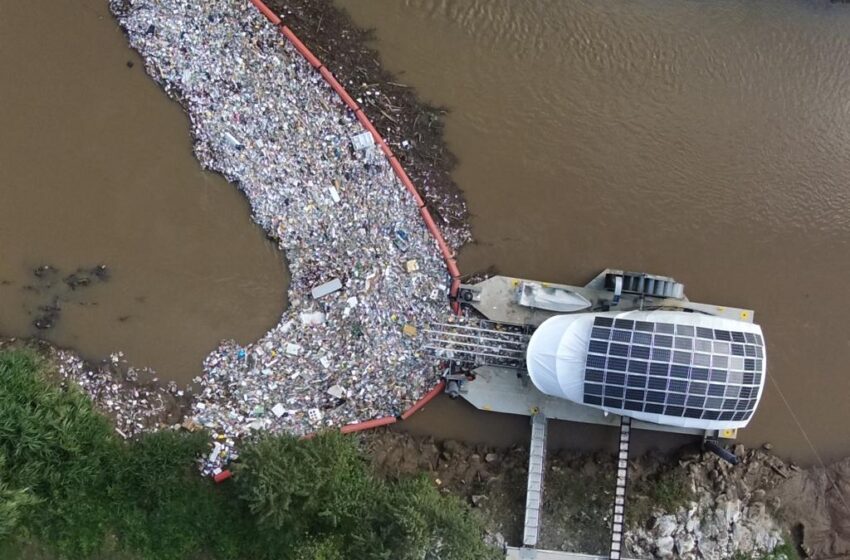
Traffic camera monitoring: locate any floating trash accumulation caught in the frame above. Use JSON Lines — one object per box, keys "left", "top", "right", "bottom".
{"left": 110, "top": 0, "right": 452, "bottom": 474}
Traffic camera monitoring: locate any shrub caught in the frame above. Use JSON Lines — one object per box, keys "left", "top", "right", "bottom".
{"left": 0, "top": 348, "right": 497, "bottom": 560}
{"left": 236, "top": 431, "right": 373, "bottom": 541}
{"left": 0, "top": 349, "right": 119, "bottom": 557}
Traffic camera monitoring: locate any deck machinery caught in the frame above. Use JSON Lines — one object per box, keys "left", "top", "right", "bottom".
{"left": 424, "top": 270, "right": 766, "bottom": 560}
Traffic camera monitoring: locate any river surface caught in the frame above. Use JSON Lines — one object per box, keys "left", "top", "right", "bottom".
{"left": 0, "top": 0, "right": 287, "bottom": 383}
{"left": 336, "top": 0, "right": 850, "bottom": 465}
{"left": 2, "top": 0, "right": 849, "bottom": 466}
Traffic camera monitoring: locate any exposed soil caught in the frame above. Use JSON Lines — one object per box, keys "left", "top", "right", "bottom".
{"left": 264, "top": 0, "right": 471, "bottom": 249}
{"left": 362, "top": 430, "right": 850, "bottom": 559}
{"left": 364, "top": 429, "right": 620, "bottom": 554}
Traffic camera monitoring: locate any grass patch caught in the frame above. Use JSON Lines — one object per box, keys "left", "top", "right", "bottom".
{"left": 733, "top": 541, "right": 800, "bottom": 560}
{"left": 627, "top": 466, "right": 693, "bottom": 529}
{"left": 0, "top": 348, "right": 498, "bottom": 560}
{"left": 541, "top": 456, "right": 615, "bottom": 554}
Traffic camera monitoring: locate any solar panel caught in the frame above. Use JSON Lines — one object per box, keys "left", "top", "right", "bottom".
{"left": 583, "top": 316, "right": 764, "bottom": 423}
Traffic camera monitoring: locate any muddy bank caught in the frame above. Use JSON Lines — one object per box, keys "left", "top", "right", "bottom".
{"left": 265, "top": 0, "right": 471, "bottom": 249}
{"left": 364, "top": 429, "right": 850, "bottom": 559}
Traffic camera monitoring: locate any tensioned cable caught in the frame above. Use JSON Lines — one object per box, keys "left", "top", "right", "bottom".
{"left": 767, "top": 375, "right": 850, "bottom": 515}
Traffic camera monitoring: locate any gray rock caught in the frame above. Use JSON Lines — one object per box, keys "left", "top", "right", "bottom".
{"left": 483, "top": 531, "right": 505, "bottom": 550}
{"left": 654, "top": 514, "right": 678, "bottom": 538}
{"left": 731, "top": 523, "right": 754, "bottom": 553}
{"left": 676, "top": 534, "right": 696, "bottom": 556}
{"left": 655, "top": 536, "right": 675, "bottom": 558}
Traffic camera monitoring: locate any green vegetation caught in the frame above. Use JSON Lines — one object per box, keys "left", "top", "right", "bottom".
{"left": 733, "top": 541, "right": 800, "bottom": 560}
{"left": 0, "top": 348, "right": 497, "bottom": 560}
{"left": 542, "top": 459, "right": 614, "bottom": 554}
{"left": 627, "top": 466, "right": 693, "bottom": 528}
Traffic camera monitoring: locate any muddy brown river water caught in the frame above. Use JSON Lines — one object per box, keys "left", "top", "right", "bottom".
{"left": 336, "top": 0, "right": 850, "bottom": 465}
{"left": 0, "top": 0, "right": 287, "bottom": 382}
{"left": 2, "top": 0, "right": 850, "bottom": 466}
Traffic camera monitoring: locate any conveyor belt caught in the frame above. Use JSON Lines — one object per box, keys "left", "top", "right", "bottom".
{"left": 423, "top": 320, "right": 531, "bottom": 369}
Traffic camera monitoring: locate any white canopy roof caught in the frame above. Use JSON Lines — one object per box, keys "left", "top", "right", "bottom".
{"left": 526, "top": 310, "right": 766, "bottom": 431}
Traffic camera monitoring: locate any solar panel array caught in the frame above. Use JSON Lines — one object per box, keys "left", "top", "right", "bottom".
{"left": 582, "top": 317, "right": 764, "bottom": 422}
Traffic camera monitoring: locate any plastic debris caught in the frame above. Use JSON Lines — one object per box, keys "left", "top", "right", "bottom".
{"left": 350, "top": 131, "right": 375, "bottom": 151}
{"left": 299, "top": 311, "right": 326, "bottom": 325}
{"left": 405, "top": 259, "right": 420, "bottom": 273}
{"left": 327, "top": 385, "right": 345, "bottom": 400}
{"left": 328, "top": 185, "right": 341, "bottom": 204}
{"left": 109, "top": 0, "right": 456, "bottom": 475}
{"left": 393, "top": 229, "right": 410, "bottom": 252}
{"left": 311, "top": 278, "right": 342, "bottom": 299}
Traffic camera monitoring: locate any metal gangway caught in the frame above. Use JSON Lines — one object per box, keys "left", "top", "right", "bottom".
{"left": 523, "top": 413, "right": 548, "bottom": 549}
{"left": 609, "top": 416, "right": 632, "bottom": 560}
{"left": 422, "top": 319, "right": 531, "bottom": 370}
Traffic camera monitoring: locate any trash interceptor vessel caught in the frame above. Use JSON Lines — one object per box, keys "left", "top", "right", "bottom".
{"left": 425, "top": 269, "right": 766, "bottom": 560}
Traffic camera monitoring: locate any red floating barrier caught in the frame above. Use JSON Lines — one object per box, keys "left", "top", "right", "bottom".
{"left": 340, "top": 415, "right": 397, "bottom": 434}
{"left": 377, "top": 139, "right": 394, "bottom": 159}
{"left": 249, "top": 0, "right": 281, "bottom": 25}
{"left": 213, "top": 469, "right": 232, "bottom": 483}
{"left": 419, "top": 207, "right": 451, "bottom": 257}
{"left": 401, "top": 381, "right": 446, "bottom": 420}
{"left": 446, "top": 258, "right": 461, "bottom": 279}
{"left": 389, "top": 161, "right": 425, "bottom": 206}
{"left": 281, "top": 26, "right": 323, "bottom": 68}
{"left": 319, "top": 67, "right": 359, "bottom": 111}
{"left": 450, "top": 277, "right": 461, "bottom": 297}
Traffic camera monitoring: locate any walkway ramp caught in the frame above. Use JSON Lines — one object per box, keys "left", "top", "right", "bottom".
{"left": 609, "top": 416, "right": 632, "bottom": 560}
{"left": 523, "top": 413, "right": 548, "bottom": 548}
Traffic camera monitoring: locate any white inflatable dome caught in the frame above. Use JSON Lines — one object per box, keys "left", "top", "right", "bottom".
{"left": 526, "top": 310, "right": 766, "bottom": 430}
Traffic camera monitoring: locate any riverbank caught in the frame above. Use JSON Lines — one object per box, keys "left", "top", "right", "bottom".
{"left": 6, "top": 336, "right": 850, "bottom": 558}
{"left": 0, "top": 337, "right": 191, "bottom": 439}
{"left": 0, "top": 346, "right": 496, "bottom": 560}
{"left": 364, "top": 429, "right": 850, "bottom": 559}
